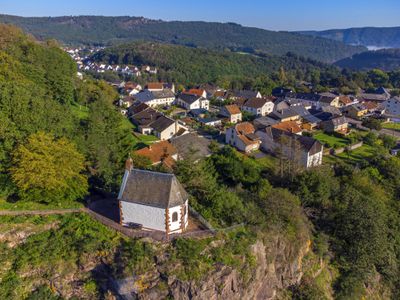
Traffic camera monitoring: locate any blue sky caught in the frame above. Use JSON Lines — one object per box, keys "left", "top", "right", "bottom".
{"left": 2, "top": 0, "right": 399, "bottom": 31}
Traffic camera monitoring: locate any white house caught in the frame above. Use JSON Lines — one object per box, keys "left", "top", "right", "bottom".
{"left": 384, "top": 96, "right": 400, "bottom": 116}
{"left": 134, "top": 89, "right": 175, "bottom": 107}
{"left": 242, "top": 97, "right": 274, "bottom": 116}
{"left": 225, "top": 122, "right": 261, "bottom": 153}
{"left": 256, "top": 127, "right": 323, "bottom": 168}
{"left": 176, "top": 94, "right": 210, "bottom": 111}
{"left": 118, "top": 159, "right": 189, "bottom": 234}
{"left": 220, "top": 104, "right": 242, "bottom": 123}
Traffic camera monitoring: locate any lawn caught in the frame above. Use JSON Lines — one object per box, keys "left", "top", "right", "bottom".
{"left": 324, "top": 144, "right": 375, "bottom": 165}
{"left": 313, "top": 132, "right": 350, "bottom": 148}
{"left": 0, "top": 198, "right": 84, "bottom": 211}
{"left": 70, "top": 103, "right": 90, "bottom": 120}
{"left": 382, "top": 122, "right": 400, "bottom": 132}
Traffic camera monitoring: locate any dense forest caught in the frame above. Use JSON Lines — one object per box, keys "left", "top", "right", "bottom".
{"left": 335, "top": 48, "right": 400, "bottom": 71}
{"left": 0, "top": 24, "right": 134, "bottom": 203}
{"left": 300, "top": 26, "right": 400, "bottom": 49}
{"left": 92, "top": 42, "right": 400, "bottom": 95}
{"left": 0, "top": 14, "right": 366, "bottom": 62}
{"left": 2, "top": 24, "right": 400, "bottom": 299}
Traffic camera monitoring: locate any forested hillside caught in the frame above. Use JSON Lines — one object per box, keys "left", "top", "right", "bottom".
{"left": 299, "top": 26, "right": 400, "bottom": 49}
{"left": 335, "top": 48, "right": 400, "bottom": 71}
{"left": 0, "top": 14, "right": 366, "bottom": 62}
{"left": 91, "top": 42, "right": 400, "bottom": 95}
{"left": 91, "top": 42, "right": 342, "bottom": 91}
{"left": 0, "top": 24, "right": 134, "bottom": 202}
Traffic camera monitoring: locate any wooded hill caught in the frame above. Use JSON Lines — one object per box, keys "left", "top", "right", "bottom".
{"left": 299, "top": 26, "right": 400, "bottom": 49}
{"left": 335, "top": 48, "right": 400, "bottom": 71}
{"left": 90, "top": 41, "right": 342, "bottom": 89}
{"left": 0, "top": 14, "right": 366, "bottom": 62}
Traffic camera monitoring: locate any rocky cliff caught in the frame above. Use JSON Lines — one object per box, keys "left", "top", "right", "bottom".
{"left": 116, "top": 236, "right": 311, "bottom": 300}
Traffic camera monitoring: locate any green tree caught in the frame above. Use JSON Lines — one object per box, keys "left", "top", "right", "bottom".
{"left": 10, "top": 132, "right": 88, "bottom": 203}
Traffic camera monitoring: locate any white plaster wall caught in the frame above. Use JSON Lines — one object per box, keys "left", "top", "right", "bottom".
{"left": 121, "top": 201, "right": 166, "bottom": 231}
{"left": 168, "top": 205, "right": 183, "bottom": 232}
{"left": 158, "top": 122, "right": 176, "bottom": 140}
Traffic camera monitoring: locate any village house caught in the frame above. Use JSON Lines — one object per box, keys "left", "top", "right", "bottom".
{"left": 256, "top": 127, "right": 323, "bottom": 168}
{"left": 175, "top": 93, "right": 210, "bottom": 111}
{"left": 225, "top": 122, "right": 261, "bottom": 153}
{"left": 338, "top": 95, "right": 355, "bottom": 107}
{"left": 133, "top": 89, "right": 175, "bottom": 107}
{"left": 219, "top": 104, "right": 242, "bottom": 123}
{"left": 229, "top": 90, "right": 262, "bottom": 101}
{"left": 320, "top": 116, "right": 349, "bottom": 134}
{"left": 343, "top": 103, "right": 368, "bottom": 119}
{"left": 198, "top": 117, "right": 222, "bottom": 127}
{"left": 269, "top": 108, "right": 301, "bottom": 123}
{"left": 129, "top": 103, "right": 186, "bottom": 139}
{"left": 271, "top": 121, "right": 303, "bottom": 135}
{"left": 384, "top": 96, "right": 400, "bottom": 117}
{"left": 146, "top": 82, "right": 164, "bottom": 91}
{"left": 183, "top": 88, "right": 208, "bottom": 98}
{"left": 170, "top": 133, "right": 213, "bottom": 161}
{"left": 118, "top": 159, "right": 189, "bottom": 234}
{"left": 319, "top": 92, "right": 340, "bottom": 108}
{"left": 134, "top": 141, "right": 178, "bottom": 169}
{"left": 242, "top": 97, "right": 275, "bottom": 116}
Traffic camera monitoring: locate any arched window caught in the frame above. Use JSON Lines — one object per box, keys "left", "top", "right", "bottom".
{"left": 172, "top": 212, "right": 178, "bottom": 222}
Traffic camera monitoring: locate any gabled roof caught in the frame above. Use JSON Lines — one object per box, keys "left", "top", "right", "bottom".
{"left": 134, "top": 141, "right": 177, "bottom": 167}
{"left": 243, "top": 97, "right": 271, "bottom": 109}
{"left": 152, "top": 89, "right": 175, "bottom": 99}
{"left": 231, "top": 90, "right": 260, "bottom": 100}
{"left": 150, "top": 116, "right": 175, "bottom": 132}
{"left": 323, "top": 116, "right": 348, "bottom": 127}
{"left": 263, "top": 127, "right": 323, "bottom": 155}
{"left": 120, "top": 169, "right": 188, "bottom": 208}
{"left": 128, "top": 102, "right": 150, "bottom": 115}
{"left": 272, "top": 121, "right": 302, "bottom": 134}
{"left": 183, "top": 89, "right": 206, "bottom": 97}
{"left": 235, "top": 122, "right": 255, "bottom": 135}
{"left": 147, "top": 82, "right": 164, "bottom": 90}
{"left": 223, "top": 104, "right": 241, "bottom": 115}
{"left": 170, "top": 133, "right": 212, "bottom": 160}
{"left": 134, "top": 90, "right": 155, "bottom": 103}
{"left": 130, "top": 107, "right": 162, "bottom": 126}
{"left": 178, "top": 93, "right": 202, "bottom": 105}
{"left": 338, "top": 95, "right": 352, "bottom": 105}
{"left": 269, "top": 108, "right": 300, "bottom": 120}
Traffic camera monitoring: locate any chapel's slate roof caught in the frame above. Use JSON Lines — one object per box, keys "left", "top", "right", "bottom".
{"left": 120, "top": 169, "right": 188, "bottom": 208}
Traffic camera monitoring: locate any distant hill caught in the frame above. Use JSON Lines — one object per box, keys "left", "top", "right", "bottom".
{"left": 90, "top": 42, "right": 340, "bottom": 87}
{"left": 299, "top": 27, "right": 400, "bottom": 49}
{"left": 335, "top": 48, "right": 400, "bottom": 71}
{"left": 0, "top": 14, "right": 366, "bottom": 62}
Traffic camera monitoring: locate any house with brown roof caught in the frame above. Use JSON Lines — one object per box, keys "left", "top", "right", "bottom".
{"left": 242, "top": 97, "right": 275, "bottom": 116}
{"left": 183, "top": 89, "right": 207, "bottom": 98}
{"left": 338, "top": 95, "right": 354, "bottom": 107}
{"left": 272, "top": 121, "right": 303, "bottom": 135}
{"left": 146, "top": 82, "right": 164, "bottom": 91}
{"left": 118, "top": 159, "right": 188, "bottom": 234}
{"left": 225, "top": 122, "right": 261, "bottom": 153}
{"left": 134, "top": 141, "right": 178, "bottom": 169}
{"left": 219, "top": 104, "right": 242, "bottom": 123}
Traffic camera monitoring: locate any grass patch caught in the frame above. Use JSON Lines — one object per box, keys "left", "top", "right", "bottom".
{"left": 0, "top": 198, "right": 84, "bottom": 211}
{"left": 382, "top": 122, "right": 400, "bottom": 132}
{"left": 324, "top": 144, "right": 375, "bottom": 165}
{"left": 313, "top": 132, "right": 350, "bottom": 148}
{"left": 71, "top": 103, "right": 89, "bottom": 120}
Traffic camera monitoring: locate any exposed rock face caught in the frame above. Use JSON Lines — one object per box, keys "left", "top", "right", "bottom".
{"left": 133, "top": 236, "right": 310, "bottom": 300}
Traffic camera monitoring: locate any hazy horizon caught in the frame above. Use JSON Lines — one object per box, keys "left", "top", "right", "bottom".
{"left": 2, "top": 0, "right": 400, "bottom": 31}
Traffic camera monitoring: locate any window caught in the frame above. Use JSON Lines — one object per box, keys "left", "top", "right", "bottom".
{"left": 183, "top": 205, "right": 187, "bottom": 216}
{"left": 172, "top": 212, "right": 178, "bottom": 222}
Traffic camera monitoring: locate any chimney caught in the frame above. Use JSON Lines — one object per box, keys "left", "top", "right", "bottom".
{"left": 125, "top": 157, "right": 133, "bottom": 172}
